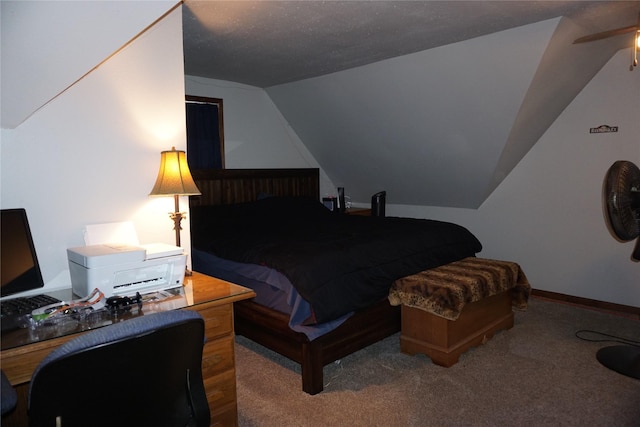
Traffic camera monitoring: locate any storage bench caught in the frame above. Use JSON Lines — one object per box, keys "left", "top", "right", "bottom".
{"left": 388, "top": 257, "right": 530, "bottom": 367}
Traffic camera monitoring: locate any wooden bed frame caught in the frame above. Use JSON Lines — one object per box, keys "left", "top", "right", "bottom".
{"left": 189, "top": 168, "right": 401, "bottom": 394}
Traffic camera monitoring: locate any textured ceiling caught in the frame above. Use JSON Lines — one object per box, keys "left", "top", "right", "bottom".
{"left": 182, "top": 1, "right": 640, "bottom": 208}
{"left": 182, "top": 1, "right": 638, "bottom": 88}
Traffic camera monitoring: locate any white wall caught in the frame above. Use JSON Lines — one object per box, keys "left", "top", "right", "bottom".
{"left": 1, "top": 0, "right": 176, "bottom": 129}
{"left": 390, "top": 49, "right": 640, "bottom": 307}
{"left": 266, "top": 18, "right": 559, "bottom": 209}
{"left": 0, "top": 7, "right": 187, "bottom": 293}
{"left": 184, "top": 76, "right": 336, "bottom": 197}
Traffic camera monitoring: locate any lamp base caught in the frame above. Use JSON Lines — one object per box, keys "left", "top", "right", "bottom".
{"left": 596, "top": 345, "right": 640, "bottom": 379}
{"left": 169, "top": 211, "right": 185, "bottom": 247}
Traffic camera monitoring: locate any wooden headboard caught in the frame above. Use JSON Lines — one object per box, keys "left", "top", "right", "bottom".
{"left": 189, "top": 168, "right": 320, "bottom": 207}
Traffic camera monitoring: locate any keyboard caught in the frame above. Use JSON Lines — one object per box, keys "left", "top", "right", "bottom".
{"left": 1, "top": 294, "right": 61, "bottom": 332}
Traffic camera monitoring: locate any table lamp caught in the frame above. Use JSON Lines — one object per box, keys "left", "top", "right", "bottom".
{"left": 149, "top": 147, "right": 201, "bottom": 247}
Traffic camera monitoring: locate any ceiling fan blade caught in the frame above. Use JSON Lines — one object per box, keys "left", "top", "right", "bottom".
{"left": 573, "top": 25, "right": 637, "bottom": 44}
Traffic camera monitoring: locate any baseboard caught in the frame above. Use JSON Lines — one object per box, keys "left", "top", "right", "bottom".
{"left": 531, "top": 289, "right": 640, "bottom": 320}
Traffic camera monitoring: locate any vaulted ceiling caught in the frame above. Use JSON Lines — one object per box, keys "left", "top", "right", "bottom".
{"left": 2, "top": 1, "right": 638, "bottom": 208}
{"left": 183, "top": 1, "right": 635, "bottom": 87}
{"left": 183, "top": 1, "right": 640, "bottom": 208}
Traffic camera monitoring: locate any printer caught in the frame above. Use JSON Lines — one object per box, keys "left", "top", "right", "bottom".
{"left": 67, "top": 243, "right": 187, "bottom": 298}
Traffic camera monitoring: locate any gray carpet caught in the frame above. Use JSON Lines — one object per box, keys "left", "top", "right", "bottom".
{"left": 235, "top": 297, "right": 640, "bottom": 426}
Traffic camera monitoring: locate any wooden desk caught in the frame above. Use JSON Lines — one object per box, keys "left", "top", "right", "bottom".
{"left": 1, "top": 272, "right": 255, "bottom": 427}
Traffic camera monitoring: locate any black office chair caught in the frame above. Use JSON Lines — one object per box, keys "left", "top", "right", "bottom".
{"left": 1, "top": 370, "right": 17, "bottom": 417}
{"left": 28, "top": 310, "right": 210, "bottom": 427}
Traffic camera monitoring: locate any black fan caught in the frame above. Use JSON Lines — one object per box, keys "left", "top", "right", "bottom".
{"left": 604, "top": 160, "right": 640, "bottom": 260}
{"left": 597, "top": 160, "right": 640, "bottom": 379}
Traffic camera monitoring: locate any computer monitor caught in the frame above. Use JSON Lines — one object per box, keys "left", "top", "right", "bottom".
{"left": 1, "top": 208, "right": 45, "bottom": 297}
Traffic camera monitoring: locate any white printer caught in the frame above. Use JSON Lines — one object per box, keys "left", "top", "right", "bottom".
{"left": 67, "top": 243, "right": 187, "bottom": 297}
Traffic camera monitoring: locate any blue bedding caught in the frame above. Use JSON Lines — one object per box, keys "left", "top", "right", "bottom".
{"left": 192, "top": 249, "right": 350, "bottom": 340}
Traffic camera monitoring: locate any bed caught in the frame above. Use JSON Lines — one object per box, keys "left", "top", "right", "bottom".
{"left": 188, "top": 168, "right": 482, "bottom": 394}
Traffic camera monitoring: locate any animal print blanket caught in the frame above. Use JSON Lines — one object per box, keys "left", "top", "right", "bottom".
{"left": 388, "top": 257, "right": 531, "bottom": 320}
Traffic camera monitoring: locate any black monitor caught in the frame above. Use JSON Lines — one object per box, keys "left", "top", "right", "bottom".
{"left": 1, "top": 208, "right": 45, "bottom": 297}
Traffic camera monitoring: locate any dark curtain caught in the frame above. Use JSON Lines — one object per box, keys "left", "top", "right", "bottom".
{"left": 186, "top": 102, "right": 222, "bottom": 170}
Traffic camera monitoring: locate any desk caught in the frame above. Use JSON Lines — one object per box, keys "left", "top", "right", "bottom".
{"left": 1, "top": 272, "right": 255, "bottom": 427}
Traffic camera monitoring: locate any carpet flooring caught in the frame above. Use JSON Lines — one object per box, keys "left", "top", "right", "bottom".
{"left": 234, "top": 297, "right": 640, "bottom": 426}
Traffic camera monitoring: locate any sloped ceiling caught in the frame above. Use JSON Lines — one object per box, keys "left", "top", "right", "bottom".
{"left": 3, "top": 1, "right": 638, "bottom": 208}
{"left": 183, "top": 1, "right": 636, "bottom": 87}
{"left": 183, "top": 1, "right": 640, "bottom": 208}
{"left": 0, "top": 0, "right": 178, "bottom": 129}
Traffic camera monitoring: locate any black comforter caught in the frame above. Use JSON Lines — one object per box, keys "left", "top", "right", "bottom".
{"left": 190, "top": 197, "right": 482, "bottom": 323}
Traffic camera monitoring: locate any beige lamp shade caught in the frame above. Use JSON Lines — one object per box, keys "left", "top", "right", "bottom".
{"left": 149, "top": 147, "right": 201, "bottom": 196}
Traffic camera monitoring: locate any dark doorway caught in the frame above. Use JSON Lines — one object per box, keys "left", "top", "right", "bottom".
{"left": 185, "top": 95, "right": 225, "bottom": 170}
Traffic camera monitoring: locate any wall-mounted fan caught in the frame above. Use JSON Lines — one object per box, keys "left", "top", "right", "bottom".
{"left": 574, "top": 13, "right": 640, "bottom": 68}
{"left": 596, "top": 160, "right": 640, "bottom": 379}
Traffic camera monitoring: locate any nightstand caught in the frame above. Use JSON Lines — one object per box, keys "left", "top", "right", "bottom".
{"left": 346, "top": 208, "right": 372, "bottom": 216}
